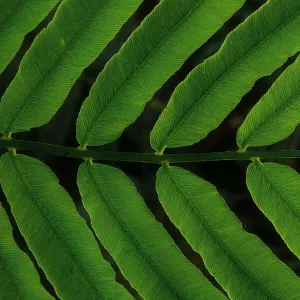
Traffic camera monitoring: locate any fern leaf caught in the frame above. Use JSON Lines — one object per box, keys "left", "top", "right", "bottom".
{"left": 0, "top": 0, "right": 58, "bottom": 73}
{"left": 0, "top": 205, "right": 52, "bottom": 299}
{"left": 150, "top": 0, "right": 300, "bottom": 152}
{"left": 77, "top": 162, "right": 226, "bottom": 300}
{"left": 0, "top": 0, "right": 142, "bottom": 136}
{"left": 237, "top": 56, "right": 300, "bottom": 149}
{"left": 247, "top": 161, "right": 300, "bottom": 260}
{"left": 0, "top": 153, "right": 132, "bottom": 300}
{"left": 76, "top": 0, "right": 245, "bottom": 147}
{"left": 156, "top": 166, "right": 300, "bottom": 300}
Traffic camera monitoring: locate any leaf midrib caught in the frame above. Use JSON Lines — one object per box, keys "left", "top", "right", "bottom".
{"left": 165, "top": 168, "right": 277, "bottom": 300}
{"left": 86, "top": 164, "right": 182, "bottom": 300}
{"left": 157, "top": 8, "right": 300, "bottom": 150}
{"left": 11, "top": 156, "right": 104, "bottom": 299}
{"left": 79, "top": 0, "right": 207, "bottom": 145}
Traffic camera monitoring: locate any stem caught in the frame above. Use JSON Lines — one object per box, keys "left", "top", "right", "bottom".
{"left": 1, "top": 138, "right": 300, "bottom": 164}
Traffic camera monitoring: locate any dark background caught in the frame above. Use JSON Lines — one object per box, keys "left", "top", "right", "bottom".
{"left": 1, "top": 0, "right": 300, "bottom": 298}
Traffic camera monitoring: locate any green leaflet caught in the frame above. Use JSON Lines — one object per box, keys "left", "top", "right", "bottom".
{"left": 0, "top": 0, "right": 142, "bottom": 135}
{"left": 247, "top": 161, "right": 300, "bottom": 260}
{"left": 0, "top": 153, "right": 132, "bottom": 300}
{"left": 0, "top": 205, "right": 52, "bottom": 300}
{"left": 77, "top": 162, "right": 226, "bottom": 300}
{"left": 156, "top": 166, "right": 300, "bottom": 300}
{"left": 76, "top": 0, "right": 245, "bottom": 147}
{"left": 150, "top": 0, "right": 300, "bottom": 152}
{"left": 237, "top": 56, "right": 300, "bottom": 149}
{"left": 0, "top": 0, "right": 59, "bottom": 73}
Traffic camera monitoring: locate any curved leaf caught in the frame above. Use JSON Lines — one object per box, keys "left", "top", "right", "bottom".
{"left": 237, "top": 56, "right": 300, "bottom": 149}
{"left": 150, "top": 0, "right": 300, "bottom": 152}
{"left": 76, "top": 0, "right": 245, "bottom": 147}
{"left": 0, "top": 205, "right": 52, "bottom": 300}
{"left": 156, "top": 166, "right": 300, "bottom": 300}
{"left": 0, "top": 0, "right": 59, "bottom": 73}
{"left": 77, "top": 162, "right": 226, "bottom": 300}
{"left": 0, "top": 153, "right": 132, "bottom": 300}
{"left": 247, "top": 161, "right": 300, "bottom": 259}
{"left": 0, "top": 0, "right": 142, "bottom": 135}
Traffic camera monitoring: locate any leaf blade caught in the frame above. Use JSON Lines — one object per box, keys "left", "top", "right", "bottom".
{"left": 0, "top": 0, "right": 142, "bottom": 135}
{"left": 0, "top": 205, "right": 53, "bottom": 300}
{"left": 247, "top": 162, "right": 300, "bottom": 259}
{"left": 77, "top": 162, "right": 226, "bottom": 300}
{"left": 151, "top": 0, "right": 300, "bottom": 151}
{"left": 0, "top": 153, "right": 132, "bottom": 300}
{"left": 156, "top": 166, "right": 300, "bottom": 300}
{"left": 76, "top": 0, "right": 245, "bottom": 146}
{"left": 237, "top": 56, "right": 300, "bottom": 148}
{"left": 0, "top": 0, "right": 59, "bottom": 73}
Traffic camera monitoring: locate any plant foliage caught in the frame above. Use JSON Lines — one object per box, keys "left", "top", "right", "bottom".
{"left": 0, "top": 0, "right": 143, "bottom": 135}
{"left": 247, "top": 162, "right": 300, "bottom": 259}
{"left": 1, "top": 0, "right": 300, "bottom": 299}
{"left": 237, "top": 56, "right": 300, "bottom": 149}
{"left": 0, "top": 205, "right": 52, "bottom": 299}
{"left": 156, "top": 166, "right": 300, "bottom": 300}
{"left": 0, "top": 153, "right": 131, "bottom": 300}
{"left": 76, "top": 0, "right": 245, "bottom": 147}
{"left": 150, "top": 0, "right": 300, "bottom": 151}
{"left": 77, "top": 162, "right": 225, "bottom": 300}
{"left": 0, "top": 0, "right": 59, "bottom": 73}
